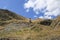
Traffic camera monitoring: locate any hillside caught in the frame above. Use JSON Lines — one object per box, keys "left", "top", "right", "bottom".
{"left": 0, "top": 9, "right": 60, "bottom": 40}
{"left": 0, "top": 9, "right": 28, "bottom": 26}
{"left": 0, "top": 9, "right": 26, "bottom": 21}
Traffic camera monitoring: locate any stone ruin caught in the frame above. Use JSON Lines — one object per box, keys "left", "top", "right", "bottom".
{"left": 40, "top": 17, "right": 60, "bottom": 28}
{"left": 40, "top": 19, "right": 52, "bottom": 26}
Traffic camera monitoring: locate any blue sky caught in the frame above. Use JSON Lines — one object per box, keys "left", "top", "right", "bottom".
{"left": 0, "top": 0, "right": 37, "bottom": 19}
{"left": 0, "top": 0, "right": 60, "bottom": 19}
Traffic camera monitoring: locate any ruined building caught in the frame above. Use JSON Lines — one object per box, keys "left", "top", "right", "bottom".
{"left": 40, "top": 16, "right": 60, "bottom": 28}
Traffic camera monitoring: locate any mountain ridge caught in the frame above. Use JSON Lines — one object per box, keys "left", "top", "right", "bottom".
{"left": 0, "top": 9, "right": 60, "bottom": 40}
{"left": 0, "top": 9, "right": 27, "bottom": 21}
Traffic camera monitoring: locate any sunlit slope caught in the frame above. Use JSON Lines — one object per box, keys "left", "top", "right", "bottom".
{"left": 0, "top": 9, "right": 60, "bottom": 40}
{"left": 0, "top": 9, "right": 26, "bottom": 21}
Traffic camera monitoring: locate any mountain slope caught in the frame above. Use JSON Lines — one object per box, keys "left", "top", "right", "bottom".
{"left": 0, "top": 9, "right": 26, "bottom": 21}
{"left": 0, "top": 9, "right": 60, "bottom": 40}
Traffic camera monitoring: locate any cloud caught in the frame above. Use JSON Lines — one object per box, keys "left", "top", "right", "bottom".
{"left": 39, "top": 16, "right": 52, "bottom": 19}
{"left": 24, "top": 0, "right": 60, "bottom": 19}
{"left": 34, "top": 15, "right": 37, "bottom": 18}
{"left": 39, "top": 16, "right": 44, "bottom": 19}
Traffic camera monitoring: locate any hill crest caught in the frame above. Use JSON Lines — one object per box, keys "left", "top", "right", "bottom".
{"left": 0, "top": 9, "right": 26, "bottom": 21}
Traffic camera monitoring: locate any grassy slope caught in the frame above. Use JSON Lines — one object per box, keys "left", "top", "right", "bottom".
{"left": 0, "top": 20, "right": 60, "bottom": 40}
{"left": 0, "top": 9, "right": 60, "bottom": 40}
{"left": 0, "top": 9, "right": 26, "bottom": 21}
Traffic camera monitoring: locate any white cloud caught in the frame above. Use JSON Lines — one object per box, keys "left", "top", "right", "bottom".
{"left": 26, "top": 9, "right": 29, "bottom": 12}
{"left": 39, "top": 16, "right": 52, "bottom": 19}
{"left": 44, "top": 15, "right": 52, "bottom": 19}
{"left": 34, "top": 15, "right": 37, "bottom": 18}
{"left": 45, "top": 8, "right": 60, "bottom": 16}
{"left": 24, "top": 0, "right": 60, "bottom": 19}
{"left": 39, "top": 16, "right": 44, "bottom": 19}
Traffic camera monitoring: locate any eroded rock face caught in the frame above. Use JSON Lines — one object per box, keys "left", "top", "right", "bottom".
{"left": 40, "top": 19, "right": 52, "bottom": 26}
